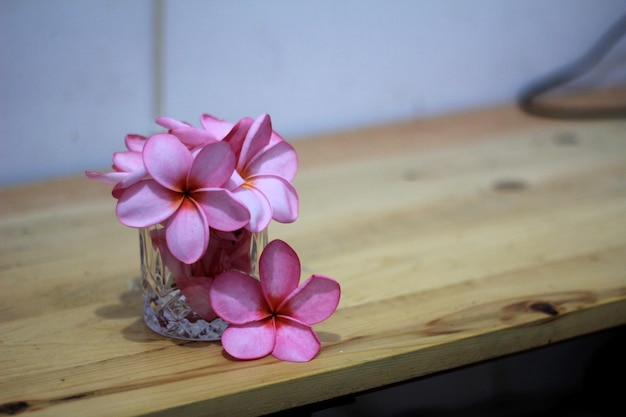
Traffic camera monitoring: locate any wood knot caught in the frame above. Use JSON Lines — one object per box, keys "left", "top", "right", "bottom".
{"left": 554, "top": 132, "right": 579, "bottom": 146}
{"left": 493, "top": 179, "right": 527, "bottom": 192}
{"left": 0, "top": 401, "right": 29, "bottom": 415}
{"left": 530, "top": 302, "right": 559, "bottom": 316}
{"left": 402, "top": 169, "right": 420, "bottom": 181}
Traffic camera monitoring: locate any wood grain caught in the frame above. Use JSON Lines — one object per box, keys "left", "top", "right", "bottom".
{"left": 1, "top": 94, "right": 625, "bottom": 416}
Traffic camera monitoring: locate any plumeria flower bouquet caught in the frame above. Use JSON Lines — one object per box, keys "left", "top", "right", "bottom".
{"left": 87, "top": 113, "right": 340, "bottom": 362}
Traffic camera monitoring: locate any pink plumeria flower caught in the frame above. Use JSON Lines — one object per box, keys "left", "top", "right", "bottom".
{"left": 116, "top": 134, "right": 250, "bottom": 264}
{"left": 85, "top": 134, "right": 149, "bottom": 198}
{"left": 210, "top": 239, "right": 341, "bottom": 362}
{"left": 225, "top": 114, "right": 299, "bottom": 232}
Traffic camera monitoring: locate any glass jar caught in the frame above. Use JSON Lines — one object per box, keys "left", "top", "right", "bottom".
{"left": 140, "top": 225, "right": 268, "bottom": 341}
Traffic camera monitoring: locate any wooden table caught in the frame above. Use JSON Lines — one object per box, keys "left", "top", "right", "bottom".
{"left": 2, "top": 93, "right": 626, "bottom": 416}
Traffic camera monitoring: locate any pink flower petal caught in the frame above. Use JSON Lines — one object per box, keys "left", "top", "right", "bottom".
{"left": 111, "top": 183, "right": 125, "bottom": 199}
{"left": 149, "top": 227, "right": 192, "bottom": 278}
{"left": 171, "top": 126, "right": 218, "bottom": 149}
{"left": 210, "top": 271, "right": 271, "bottom": 324}
{"left": 238, "top": 114, "right": 272, "bottom": 173}
{"left": 165, "top": 198, "right": 209, "bottom": 264}
{"left": 279, "top": 275, "right": 341, "bottom": 325}
{"left": 124, "top": 134, "right": 148, "bottom": 152}
{"left": 215, "top": 229, "right": 255, "bottom": 274}
{"left": 200, "top": 114, "right": 235, "bottom": 140}
{"left": 177, "top": 276, "right": 217, "bottom": 321}
{"left": 225, "top": 170, "right": 245, "bottom": 190}
{"left": 259, "top": 240, "right": 301, "bottom": 311}
{"left": 272, "top": 318, "right": 320, "bottom": 362}
{"left": 220, "top": 318, "right": 275, "bottom": 360}
{"left": 223, "top": 117, "right": 254, "bottom": 158}
{"left": 112, "top": 151, "right": 143, "bottom": 172}
{"left": 194, "top": 229, "right": 255, "bottom": 277}
{"left": 143, "top": 134, "right": 193, "bottom": 192}
{"left": 193, "top": 188, "right": 250, "bottom": 232}
{"left": 189, "top": 141, "right": 236, "bottom": 189}
{"left": 232, "top": 187, "right": 272, "bottom": 232}
{"left": 155, "top": 116, "right": 191, "bottom": 130}
{"left": 85, "top": 170, "right": 127, "bottom": 186}
{"left": 247, "top": 140, "right": 298, "bottom": 182}
{"left": 116, "top": 180, "right": 182, "bottom": 227}
{"left": 247, "top": 175, "right": 298, "bottom": 223}
{"left": 119, "top": 166, "right": 148, "bottom": 188}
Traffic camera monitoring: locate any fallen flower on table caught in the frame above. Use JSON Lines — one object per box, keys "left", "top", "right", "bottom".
{"left": 210, "top": 239, "right": 341, "bottom": 362}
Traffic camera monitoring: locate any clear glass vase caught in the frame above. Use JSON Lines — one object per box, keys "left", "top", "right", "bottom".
{"left": 140, "top": 225, "right": 268, "bottom": 341}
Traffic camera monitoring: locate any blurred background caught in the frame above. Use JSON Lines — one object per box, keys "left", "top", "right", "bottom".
{"left": 1, "top": 0, "right": 625, "bottom": 187}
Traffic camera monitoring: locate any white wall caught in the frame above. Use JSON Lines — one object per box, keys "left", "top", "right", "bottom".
{"left": 1, "top": 0, "right": 625, "bottom": 186}
{"left": 0, "top": 0, "right": 155, "bottom": 186}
